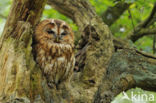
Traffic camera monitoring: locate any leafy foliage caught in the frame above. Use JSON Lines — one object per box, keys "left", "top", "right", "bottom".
{"left": 110, "top": 0, "right": 155, "bottom": 53}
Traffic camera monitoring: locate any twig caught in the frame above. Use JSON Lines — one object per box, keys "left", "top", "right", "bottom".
{"left": 136, "top": 49, "right": 156, "bottom": 59}
{"left": 129, "top": 28, "right": 156, "bottom": 42}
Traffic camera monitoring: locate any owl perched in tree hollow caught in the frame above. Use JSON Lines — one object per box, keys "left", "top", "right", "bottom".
{"left": 33, "top": 19, "right": 75, "bottom": 88}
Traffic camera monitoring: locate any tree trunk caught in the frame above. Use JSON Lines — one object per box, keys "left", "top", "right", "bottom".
{"left": 0, "top": 0, "right": 156, "bottom": 103}
{"left": 0, "top": 0, "right": 47, "bottom": 102}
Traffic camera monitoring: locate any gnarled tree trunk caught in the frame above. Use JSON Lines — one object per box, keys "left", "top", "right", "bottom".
{"left": 0, "top": 0, "right": 156, "bottom": 103}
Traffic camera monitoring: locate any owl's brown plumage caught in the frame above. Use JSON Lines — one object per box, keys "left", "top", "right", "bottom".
{"left": 33, "top": 19, "right": 75, "bottom": 87}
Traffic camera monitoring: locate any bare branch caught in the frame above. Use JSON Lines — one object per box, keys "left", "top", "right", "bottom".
{"left": 129, "top": 28, "right": 156, "bottom": 42}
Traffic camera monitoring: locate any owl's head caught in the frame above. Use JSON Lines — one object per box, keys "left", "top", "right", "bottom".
{"left": 35, "top": 19, "right": 74, "bottom": 47}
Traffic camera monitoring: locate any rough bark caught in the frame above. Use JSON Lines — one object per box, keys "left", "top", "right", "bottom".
{"left": 0, "top": 0, "right": 114, "bottom": 103}
{"left": 0, "top": 0, "right": 156, "bottom": 103}
{"left": 94, "top": 49, "right": 156, "bottom": 103}
{"left": 48, "top": 0, "right": 114, "bottom": 102}
{"left": 48, "top": 0, "right": 156, "bottom": 102}
{"left": 0, "top": 0, "right": 47, "bottom": 102}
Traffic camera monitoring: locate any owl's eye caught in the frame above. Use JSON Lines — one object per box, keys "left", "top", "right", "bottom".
{"left": 47, "top": 30, "right": 55, "bottom": 34}
{"left": 61, "top": 32, "right": 67, "bottom": 36}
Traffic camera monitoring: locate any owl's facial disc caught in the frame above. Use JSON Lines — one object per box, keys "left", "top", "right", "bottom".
{"left": 41, "top": 20, "right": 73, "bottom": 45}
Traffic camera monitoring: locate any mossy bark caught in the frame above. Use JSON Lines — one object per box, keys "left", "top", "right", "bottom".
{"left": 0, "top": 0, "right": 47, "bottom": 102}
{"left": 0, "top": 0, "right": 156, "bottom": 103}
{"left": 94, "top": 49, "right": 156, "bottom": 103}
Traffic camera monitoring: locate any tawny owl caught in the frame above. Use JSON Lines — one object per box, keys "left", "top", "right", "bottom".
{"left": 33, "top": 19, "right": 75, "bottom": 88}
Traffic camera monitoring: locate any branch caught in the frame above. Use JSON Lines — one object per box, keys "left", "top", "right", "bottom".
{"left": 102, "top": 2, "right": 131, "bottom": 26}
{"left": 47, "top": 0, "right": 97, "bottom": 28}
{"left": 127, "top": 3, "right": 156, "bottom": 42}
{"left": 129, "top": 28, "right": 156, "bottom": 42}
{"left": 0, "top": 0, "right": 156, "bottom": 103}
{"left": 94, "top": 49, "right": 156, "bottom": 103}
{"left": 47, "top": 0, "right": 131, "bottom": 49}
{"left": 113, "top": 37, "right": 130, "bottom": 50}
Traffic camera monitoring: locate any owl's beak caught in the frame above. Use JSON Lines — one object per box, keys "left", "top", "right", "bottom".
{"left": 55, "top": 36, "right": 61, "bottom": 43}
{"left": 55, "top": 37, "right": 59, "bottom": 42}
